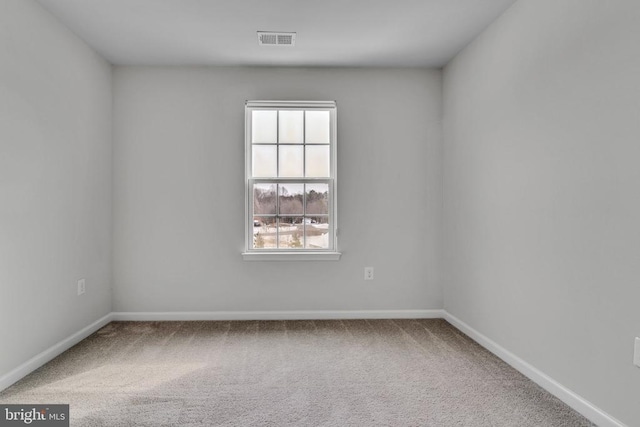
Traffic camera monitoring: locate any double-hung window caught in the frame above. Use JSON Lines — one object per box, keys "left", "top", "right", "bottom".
{"left": 243, "top": 101, "right": 340, "bottom": 260}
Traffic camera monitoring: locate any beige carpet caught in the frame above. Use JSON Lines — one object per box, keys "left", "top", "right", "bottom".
{"left": 0, "top": 319, "right": 593, "bottom": 426}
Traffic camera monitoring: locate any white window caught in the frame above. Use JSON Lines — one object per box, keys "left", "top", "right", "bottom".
{"left": 243, "top": 101, "right": 340, "bottom": 260}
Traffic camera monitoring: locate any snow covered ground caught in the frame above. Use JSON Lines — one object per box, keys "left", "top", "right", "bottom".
{"left": 253, "top": 224, "right": 328, "bottom": 249}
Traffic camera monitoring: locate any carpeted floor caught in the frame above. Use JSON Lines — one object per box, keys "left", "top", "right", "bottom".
{"left": 0, "top": 319, "right": 594, "bottom": 426}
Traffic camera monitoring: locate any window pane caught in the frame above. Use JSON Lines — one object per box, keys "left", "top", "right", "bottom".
{"left": 305, "top": 216, "right": 329, "bottom": 249}
{"left": 252, "top": 110, "right": 277, "bottom": 143}
{"left": 279, "top": 184, "right": 304, "bottom": 215}
{"left": 305, "top": 145, "right": 330, "bottom": 177}
{"left": 278, "top": 145, "right": 303, "bottom": 177}
{"left": 305, "top": 111, "right": 330, "bottom": 144}
{"left": 305, "top": 183, "right": 329, "bottom": 215}
{"left": 279, "top": 110, "right": 303, "bottom": 143}
{"left": 252, "top": 145, "right": 277, "bottom": 177}
{"left": 278, "top": 217, "right": 303, "bottom": 248}
{"left": 254, "top": 183, "right": 277, "bottom": 215}
{"left": 246, "top": 102, "right": 336, "bottom": 254}
{"left": 253, "top": 216, "right": 277, "bottom": 249}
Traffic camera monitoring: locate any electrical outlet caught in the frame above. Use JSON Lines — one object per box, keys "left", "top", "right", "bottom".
{"left": 634, "top": 337, "right": 640, "bottom": 368}
{"left": 364, "top": 267, "right": 374, "bottom": 280}
{"left": 77, "top": 279, "right": 86, "bottom": 296}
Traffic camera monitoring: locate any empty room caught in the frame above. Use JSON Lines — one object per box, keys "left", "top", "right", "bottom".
{"left": 1, "top": 0, "right": 639, "bottom": 425}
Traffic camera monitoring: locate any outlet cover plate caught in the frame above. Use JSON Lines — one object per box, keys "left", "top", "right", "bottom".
{"left": 364, "top": 267, "right": 374, "bottom": 280}
{"left": 634, "top": 337, "right": 640, "bottom": 368}
{"left": 77, "top": 279, "right": 86, "bottom": 296}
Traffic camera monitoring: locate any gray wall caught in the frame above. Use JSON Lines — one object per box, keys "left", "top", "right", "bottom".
{"left": 443, "top": 0, "right": 640, "bottom": 425}
{"left": 113, "top": 67, "right": 442, "bottom": 312}
{"left": 0, "top": 0, "right": 112, "bottom": 377}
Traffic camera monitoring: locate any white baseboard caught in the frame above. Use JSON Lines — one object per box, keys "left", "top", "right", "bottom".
{"left": 0, "top": 313, "right": 113, "bottom": 392}
{"left": 443, "top": 311, "right": 626, "bottom": 427}
{"left": 111, "top": 309, "right": 444, "bottom": 321}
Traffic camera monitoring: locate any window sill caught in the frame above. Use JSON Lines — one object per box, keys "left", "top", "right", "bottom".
{"left": 242, "top": 251, "right": 342, "bottom": 261}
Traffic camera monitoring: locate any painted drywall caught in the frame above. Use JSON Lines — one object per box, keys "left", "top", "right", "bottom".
{"left": 113, "top": 67, "right": 442, "bottom": 312}
{"left": 443, "top": 0, "right": 640, "bottom": 424}
{"left": 0, "top": 0, "right": 112, "bottom": 377}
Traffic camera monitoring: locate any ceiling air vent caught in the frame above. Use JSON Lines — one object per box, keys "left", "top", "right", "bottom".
{"left": 257, "top": 32, "right": 296, "bottom": 47}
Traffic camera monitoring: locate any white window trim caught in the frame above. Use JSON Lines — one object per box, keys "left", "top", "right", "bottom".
{"left": 242, "top": 100, "right": 341, "bottom": 261}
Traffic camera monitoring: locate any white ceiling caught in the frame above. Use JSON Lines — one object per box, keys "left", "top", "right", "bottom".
{"left": 35, "top": 0, "right": 517, "bottom": 67}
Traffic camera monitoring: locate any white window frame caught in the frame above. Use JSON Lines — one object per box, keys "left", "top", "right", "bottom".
{"left": 242, "top": 100, "right": 340, "bottom": 261}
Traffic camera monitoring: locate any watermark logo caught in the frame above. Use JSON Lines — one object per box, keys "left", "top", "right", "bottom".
{"left": 0, "top": 405, "right": 68, "bottom": 426}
